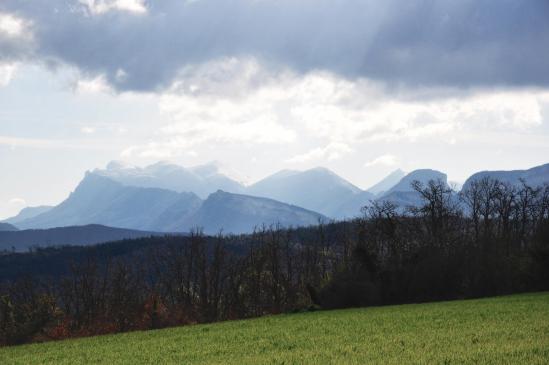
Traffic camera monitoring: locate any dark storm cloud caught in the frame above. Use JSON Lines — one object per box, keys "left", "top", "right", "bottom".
{"left": 1, "top": 0, "right": 548, "bottom": 91}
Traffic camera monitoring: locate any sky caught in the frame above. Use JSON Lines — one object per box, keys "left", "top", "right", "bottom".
{"left": 1, "top": 0, "right": 549, "bottom": 219}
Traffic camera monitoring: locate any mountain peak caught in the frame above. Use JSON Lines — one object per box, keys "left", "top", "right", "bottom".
{"left": 386, "top": 169, "right": 448, "bottom": 194}
{"left": 144, "top": 161, "right": 185, "bottom": 174}
{"left": 367, "top": 169, "right": 407, "bottom": 196}
{"left": 189, "top": 190, "right": 326, "bottom": 234}
{"left": 191, "top": 161, "right": 249, "bottom": 185}
{"left": 91, "top": 161, "right": 245, "bottom": 197}
{"left": 247, "top": 166, "right": 362, "bottom": 218}
{"left": 191, "top": 161, "right": 222, "bottom": 177}
{"left": 462, "top": 162, "right": 549, "bottom": 190}
{"left": 307, "top": 166, "right": 333, "bottom": 174}
{"left": 258, "top": 169, "right": 300, "bottom": 181}
{"left": 2, "top": 205, "right": 54, "bottom": 225}
{"left": 0, "top": 222, "right": 19, "bottom": 232}
{"left": 106, "top": 160, "right": 135, "bottom": 170}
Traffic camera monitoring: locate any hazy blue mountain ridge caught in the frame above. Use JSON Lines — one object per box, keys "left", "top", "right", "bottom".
{"left": 94, "top": 161, "right": 245, "bottom": 198}
{"left": 0, "top": 223, "right": 19, "bottom": 232}
{"left": 367, "top": 169, "right": 406, "bottom": 196}
{"left": 15, "top": 172, "right": 326, "bottom": 234}
{"left": 2, "top": 206, "right": 53, "bottom": 225}
{"left": 9, "top": 162, "right": 549, "bottom": 239}
{"left": 247, "top": 167, "right": 365, "bottom": 219}
{"left": 0, "top": 224, "right": 171, "bottom": 252}
{"left": 184, "top": 190, "right": 326, "bottom": 234}
{"left": 16, "top": 173, "right": 203, "bottom": 232}
{"left": 377, "top": 169, "right": 450, "bottom": 209}
{"left": 462, "top": 163, "right": 549, "bottom": 190}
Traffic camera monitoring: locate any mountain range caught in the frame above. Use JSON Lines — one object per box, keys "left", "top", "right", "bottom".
{"left": 366, "top": 169, "right": 407, "bottom": 196}
{"left": 0, "top": 224, "right": 170, "bottom": 252}
{"left": 463, "top": 163, "right": 549, "bottom": 190}
{"left": 15, "top": 173, "right": 203, "bottom": 232}
{"left": 0, "top": 223, "right": 18, "bottom": 232}
{"left": 185, "top": 190, "right": 325, "bottom": 234}
{"left": 247, "top": 167, "right": 371, "bottom": 219}
{"left": 3, "top": 205, "right": 53, "bottom": 225}
{"left": 94, "top": 161, "right": 245, "bottom": 198}
{"left": 4, "top": 162, "right": 549, "bottom": 241}
{"left": 12, "top": 171, "right": 324, "bottom": 235}
{"left": 378, "top": 169, "right": 450, "bottom": 208}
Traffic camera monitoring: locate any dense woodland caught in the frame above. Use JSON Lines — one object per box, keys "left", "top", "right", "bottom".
{"left": 1, "top": 177, "right": 548, "bottom": 346}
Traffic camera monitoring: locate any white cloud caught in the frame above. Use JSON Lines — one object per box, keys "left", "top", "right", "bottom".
{"left": 115, "top": 68, "right": 128, "bottom": 82}
{"left": 8, "top": 198, "right": 26, "bottom": 206}
{"left": 74, "top": 75, "right": 112, "bottom": 94}
{"left": 121, "top": 112, "right": 296, "bottom": 159}
{"left": 0, "top": 13, "right": 27, "bottom": 38}
{"left": 158, "top": 114, "right": 296, "bottom": 146}
{"left": 81, "top": 126, "right": 96, "bottom": 134}
{"left": 121, "top": 142, "right": 196, "bottom": 159}
{"left": 0, "top": 135, "right": 116, "bottom": 151}
{"left": 0, "top": 135, "right": 60, "bottom": 149}
{"left": 113, "top": 58, "right": 549, "bottom": 167}
{"left": 365, "top": 154, "right": 398, "bottom": 167}
{"left": 289, "top": 76, "right": 549, "bottom": 145}
{"left": 287, "top": 142, "right": 352, "bottom": 164}
{"left": 0, "top": 63, "right": 17, "bottom": 87}
{"left": 125, "top": 142, "right": 175, "bottom": 159}
{"left": 119, "top": 59, "right": 298, "bottom": 158}
{"left": 79, "top": 0, "right": 147, "bottom": 15}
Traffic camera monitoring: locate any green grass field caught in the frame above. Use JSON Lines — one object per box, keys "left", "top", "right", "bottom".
{"left": 1, "top": 293, "right": 548, "bottom": 364}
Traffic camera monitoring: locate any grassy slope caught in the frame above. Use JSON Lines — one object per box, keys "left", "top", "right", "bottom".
{"left": 1, "top": 293, "right": 548, "bottom": 364}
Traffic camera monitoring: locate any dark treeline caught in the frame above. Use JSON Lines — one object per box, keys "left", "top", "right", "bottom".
{"left": 1, "top": 177, "right": 548, "bottom": 346}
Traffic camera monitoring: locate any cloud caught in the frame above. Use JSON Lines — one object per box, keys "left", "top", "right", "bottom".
{"left": 287, "top": 72, "right": 549, "bottom": 144}
{"left": 8, "top": 198, "right": 26, "bottom": 205}
{"left": 0, "top": 135, "right": 63, "bottom": 149}
{"left": 0, "top": 12, "right": 26, "bottom": 38}
{"left": 117, "top": 59, "right": 298, "bottom": 158}
{"left": 287, "top": 142, "right": 352, "bottom": 164}
{"left": 0, "top": 12, "right": 33, "bottom": 62}
{"left": 0, "top": 135, "right": 117, "bottom": 151}
{"left": 122, "top": 114, "right": 296, "bottom": 159}
{"left": 0, "top": 0, "right": 548, "bottom": 91}
{"left": 0, "top": 62, "right": 17, "bottom": 86}
{"left": 79, "top": 0, "right": 147, "bottom": 15}
{"left": 74, "top": 75, "right": 112, "bottom": 94}
{"left": 120, "top": 143, "right": 173, "bottom": 159}
{"left": 365, "top": 154, "right": 398, "bottom": 167}
{"left": 81, "top": 126, "right": 96, "bottom": 134}
{"left": 111, "top": 60, "right": 549, "bottom": 162}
